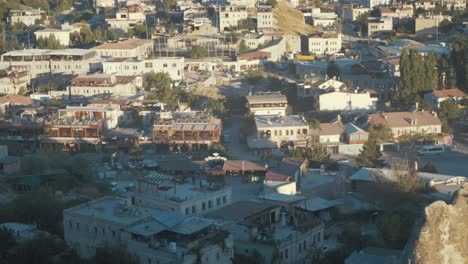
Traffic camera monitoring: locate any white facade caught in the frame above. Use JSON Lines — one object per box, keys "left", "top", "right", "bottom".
{"left": 59, "top": 104, "right": 124, "bottom": 129}
{"left": 319, "top": 91, "right": 378, "bottom": 112}
{"left": 106, "top": 8, "right": 146, "bottom": 33}
{"left": 229, "top": 0, "right": 258, "bottom": 7}
{"left": 34, "top": 23, "right": 81, "bottom": 47}
{"left": 9, "top": 9, "right": 43, "bottom": 26}
{"left": 63, "top": 196, "right": 233, "bottom": 264}
{"left": 254, "top": 115, "right": 310, "bottom": 148}
{"left": 246, "top": 93, "right": 288, "bottom": 116}
{"left": 219, "top": 6, "right": 248, "bottom": 31}
{"left": 365, "top": 0, "right": 390, "bottom": 8}
{"left": 341, "top": 6, "right": 370, "bottom": 21}
{"left": 93, "top": 0, "right": 116, "bottom": 7}
{"left": 102, "top": 57, "right": 185, "bottom": 80}
{"left": 256, "top": 6, "right": 275, "bottom": 32}
{"left": 307, "top": 32, "right": 342, "bottom": 55}
{"left": 368, "top": 17, "right": 393, "bottom": 37}
{"left": 0, "top": 49, "right": 99, "bottom": 79}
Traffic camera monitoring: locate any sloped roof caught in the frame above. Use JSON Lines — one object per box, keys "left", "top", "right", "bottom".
{"left": 318, "top": 123, "right": 345, "bottom": 136}
{"left": 93, "top": 38, "right": 153, "bottom": 50}
{"left": 344, "top": 123, "right": 367, "bottom": 135}
{"left": 431, "top": 89, "right": 465, "bottom": 98}
{"left": 368, "top": 111, "right": 442, "bottom": 128}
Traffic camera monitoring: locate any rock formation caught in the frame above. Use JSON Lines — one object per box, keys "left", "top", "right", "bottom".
{"left": 402, "top": 184, "right": 468, "bottom": 264}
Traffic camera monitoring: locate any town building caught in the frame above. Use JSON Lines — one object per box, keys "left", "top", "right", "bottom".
{"left": 93, "top": 38, "right": 154, "bottom": 60}
{"left": 133, "top": 172, "right": 232, "bottom": 215}
{"left": 93, "top": 0, "right": 117, "bottom": 8}
{"left": 248, "top": 115, "right": 309, "bottom": 150}
{"left": 106, "top": 5, "right": 146, "bottom": 34}
{"left": 58, "top": 103, "right": 124, "bottom": 129}
{"left": 442, "top": 0, "right": 466, "bottom": 10}
{"left": 340, "top": 5, "right": 371, "bottom": 21}
{"left": 229, "top": 0, "right": 258, "bottom": 8}
{"left": 0, "top": 70, "right": 30, "bottom": 95}
{"left": 0, "top": 49, "right": 100, "bottom": 81}
{"left": 423, "top": 89, "right": 465, "bottom": 109}
{"left": 152, "top": 112, "right": 222, "bottom": 152}
{"left": 256, "top": 6, "right": 275, "bottom": 33}
{"left": 9, "top": 9, "right": 44, "bottom": 26}
{"left": 246, "top": 92, "right": 288, "bottom": 116}
{"left": 0, "top": 222, "right": 49, "bottom": 240}
{"left": 34, "top": 23, "right": 82, "bottom": 47}
{"left": 40, "top": 117, "right": 104, "bottom": 151}
{"left": 414, "top": 1, "right": 437, "bottom": 11}
{"left": 302, "top": 32, "right": 342, "bottom": 55}
{"left": 367, "top": 17, "right": 393, "bottom": 38}
{"left": 102, "top": 57, "right": 185, "bottom": 81}
{"left": 368, "top": 111, "right": 442, "bottom": 139}
{"left": 218, "top": 6, "right": 248, "bottom": 32}
{"left": 364, "top": 0, "right": 391, "bottom": 8}
{"left": 415, "top": 15, "right": 451, "bottom": 37}
{"left": 64, "top": 196, "right": 233, "bottom": 264}
{"left": 206, "top": 200, "right": 325, "bottom": 264}
{"left": 345, "top": 247, "right": 401, "bottom": 264}
{"left": 68, "top": 74, "right": 140, "bottom": 97}
{"left": 241, "top": 33, "right": 266, "bottom": 49}
{"left": 265, "top": 157, "right": 308, "bottom": 183}
{"left": 297, "top": 77, "right": 347, "bottom": 98}
{"left": 318, "top": 89, "right": 378, "bottom": 112}
{"left": 310, "top": 9, "right": 338, "bottom": 28}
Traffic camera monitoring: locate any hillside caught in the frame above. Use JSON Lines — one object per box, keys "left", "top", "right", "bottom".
{"left": 273, "top": 0, "right": 318, "bottom": 36}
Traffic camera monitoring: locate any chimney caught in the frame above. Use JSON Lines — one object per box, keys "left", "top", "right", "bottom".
{"left": 278, "top": 116, "right": 283, "bottom": 124}
{"left": 337, "top": 114, "right": 341, "bottom": 122}
{"left": 433, "top": 111, "right": 437, "bottom": 118}
{"left": 267, "top": 117, "right": 272, "bottom": 125}
{"left": 415, "top": 102, "right": 419, "bottom": 110}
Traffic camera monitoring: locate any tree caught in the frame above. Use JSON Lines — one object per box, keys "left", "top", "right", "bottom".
{"left": 368, "top": 124, "right": 393, "bottom": 143}
{"left": 438, "top": 99, "right": 461, "bottom": 132}
{"left": 423, "top": 50, "right": 438, "bottom": 91}
{"left": 143, "top": 72, "right": 172, "bottom": 92}
{"left": 326, "top": 62, "right": 340, "bottom": 79}
{"left": 239, "top": 39, "right": 249, "bottom": 54}
{"left": 36, "top": 35, "right": 63, "bottom": 49}
{"left": 266, "top": 0, "right": 278, "bottom": 7}
{"left": 356, "top": 139, "right": 385, "bottom": 168}
{"left": 451, "top": 36, "right": 468, "bottom": 92}
{"left": 237, "top": 18, "right": 255, "bottom": 31}
{"left": 419, "top": 162, "right": 438, "bottom": 173}
{"left": 355, "top": 12, "right": 370, "bottom": 36}
{"left": 93, "top": 246, "right": 138, "bottom": 264}
{"left": 190, "top": 45, "right": 208, "bottom": 59}
{"left": 129, "top": 142, "right": 143, "bottom": 161}
{"left": 391, "top": 160, "right": 418, "bottom": 193}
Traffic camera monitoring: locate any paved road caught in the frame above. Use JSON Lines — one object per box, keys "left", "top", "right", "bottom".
{"left": 224, "top": 115, "right": 258, "bottom": 161}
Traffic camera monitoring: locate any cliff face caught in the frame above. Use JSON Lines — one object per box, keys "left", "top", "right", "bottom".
{"left": 402, "top": 184, "right": 468, "bottom": 264}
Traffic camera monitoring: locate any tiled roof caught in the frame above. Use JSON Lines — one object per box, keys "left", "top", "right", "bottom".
{"left": 1, "top": 95, "right": 34, "bottom": 106}
{"left": 368, "top": 111, "right": 442, "bottom": 128}
{"left": 431, "top": 89, "right": 465, "bottom": 98}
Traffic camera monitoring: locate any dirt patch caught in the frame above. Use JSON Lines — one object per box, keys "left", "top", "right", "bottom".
{"left": 274, "top": 0, "right": 319, "bottom": 35}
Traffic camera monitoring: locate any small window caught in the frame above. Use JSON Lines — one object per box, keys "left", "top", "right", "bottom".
{"left": 222, "top": 196, "right": 227, "bottom": 204}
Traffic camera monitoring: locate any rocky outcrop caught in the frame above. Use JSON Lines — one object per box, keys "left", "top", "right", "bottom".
{"left": 402, "top": 184, "right": 468, "bottom": 264}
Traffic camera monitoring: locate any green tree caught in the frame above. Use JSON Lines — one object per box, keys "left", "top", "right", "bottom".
{"left": 391, "top": 160, "right": 418, "bottom": 193}
{"left": 438, "top": 99, "right": 461, "bottom": 132}
{"left": 239, "top": 39, "right": 249, "bottom": 54}
{"left": 356, "top": 138, "right": 385, "bottom": 168}
{"left": 93, "top": 246, "right": 138, "bottom": 264}
{"left": 129, "top": 142, "right": 143, "bottom": 161}
{"left": 266, "top": 0, "right": 278, "bottom": 7}
{"left": 190, "top": 45, "right": 208, "bottom": 59}
{"left": 237, "top": 18, "right": 255, "bottom": 30}
{"left": 355, "top": 12, "right": 370, "bottom": 36}
{"left": 326, "top": 62, "right": 341, "bottom": 78}
{"left": 423, "top": 50, "right": 438, "bottom": 91}
{"left": 368, "top": 124, "right": 393, "bottom": 143}
{"left": 451, "top": 36, "right": 468, "bottom": 92}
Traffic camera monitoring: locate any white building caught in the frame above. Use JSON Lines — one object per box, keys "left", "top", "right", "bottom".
{"left": 134, "top": 172, "right": 232, "bottom": 216}
{"left": 9, "top": 9, "right": 44, "bottom": 26}
{"left": 340, "top": 5, "right": 370, "bottom": 21}
{"left": 311, "top": 10, "right": 338, "bottom": 28}
{"left": 250, "top": 115, "right": 310, "bottom": 149}
{"left": 246, "top": 92, "right": 288, "bottom": 116}
{"left": 368, "top": 111, "right": 442, "bottom": 138}
{"left": 368, "top": 17, "right": 393, "bottom": 37}
{"left": 364, "top": 0, "right": 390, "bottom": 8}
{"left": 423, "top": 89, "right": 465, "bottom": 109}
{"left": 64, "top": 196, "right": 233, "bottom": 264}
{"left": 102, "top": 57, "right": 185, "bottom": 80}
{"left": 34, "top": 23, "right": 81, "bottom": 47}
{"left": 93, "top": 0, "right": 117, "bottom": 8}
{"left": 218, "top": 6, "right": 248, "bottom": 31}
{"left": 59, "top": 103, "right": 124, "bottom": 129}
{"left": 68, "top": 74, "right": 140, "bottom": 97}
{"left": 93, "top": 38, "right": 154, "bottom": 60}
{"left": 0, "top": 70, "right": 30, "bottom": 95}
{"left": 318, "top": 89, "right": 378, "bottom": 112}
{"left": 229, "top": 0, "right": 258, "bottom": 8}
{"left": 256, "top": 6, "right": 275, "bottom": 33}
{"left": 305, "top": 32, "right": 342, "bottom": 55}
{"left": 106, "top": 6, "right": 146, "bottom": 33}
{"left": 0, "top": 49, "right": 100, "bottom": 80}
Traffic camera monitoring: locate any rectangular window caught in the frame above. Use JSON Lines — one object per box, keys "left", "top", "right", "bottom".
{"left": 208, "top": 200, "right": 212, "bottom": 208}
{"left": 222, "top": 196, "right": 227, "bottom": 204}
{"left": 202, "top": 202, "right": 206, "bottom": 211}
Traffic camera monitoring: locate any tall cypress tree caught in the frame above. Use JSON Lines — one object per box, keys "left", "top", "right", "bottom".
{"left": 424, "top": 50, "right": 438, "bottom": 91}
{"left": 356, "top": 138, "right": 385, "bottom": 168}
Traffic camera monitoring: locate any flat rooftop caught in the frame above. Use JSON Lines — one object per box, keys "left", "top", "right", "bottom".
{"left": 246, "top": 93, "right": 288, "bottom": 104}
{"left": 255, "top": 115, "right": 309, "bottom": 128}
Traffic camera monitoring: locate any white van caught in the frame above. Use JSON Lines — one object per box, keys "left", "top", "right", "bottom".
{"left": 417, "top": 145, "right": 445, "bottom": 156}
